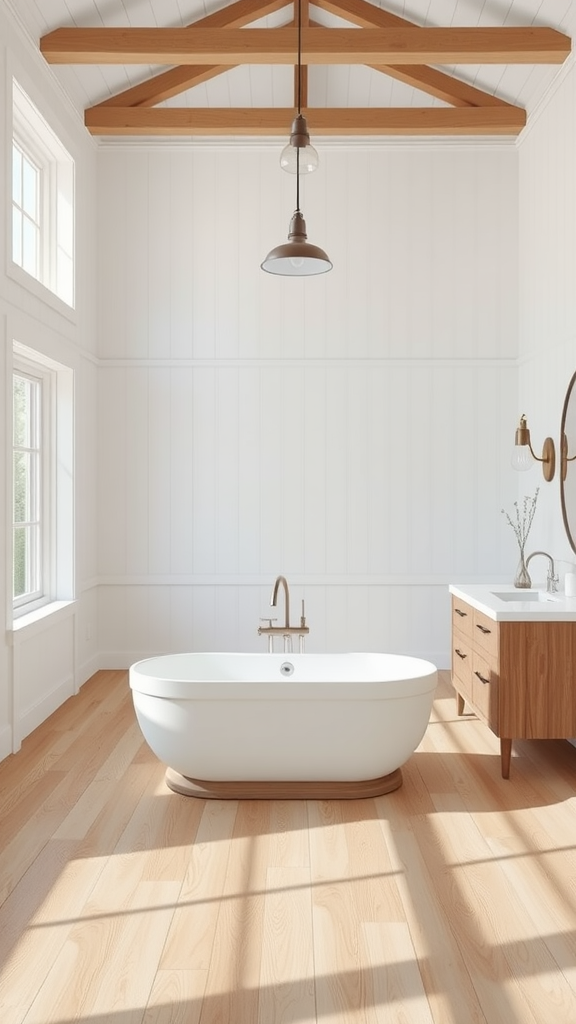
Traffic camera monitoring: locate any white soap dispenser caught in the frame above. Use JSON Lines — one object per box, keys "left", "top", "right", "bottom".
{"left": 565, "top": 566, "right": 576, "bottom": 598}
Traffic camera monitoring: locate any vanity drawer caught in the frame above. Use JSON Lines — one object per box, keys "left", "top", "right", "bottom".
{"left": 452, "top": 598, "right": 474, "bottom": 640}
{"left": 472, "top": 651, "right": 499, "bottom": 729}
{"left": 452, "top": 633, "right": 472, "bottom": 687}
{"left": 473, "top": 608, "right": 498, "bottom": 659}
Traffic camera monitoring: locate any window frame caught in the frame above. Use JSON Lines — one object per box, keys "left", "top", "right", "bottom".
{"left": 12, "top": 138, "right": 42, "bottom": 281}
{"left": 10, "top": 78, "right": 76, "bottom": 313}
{"left": 12, "top": 354, "right": 55, "bottom": 617}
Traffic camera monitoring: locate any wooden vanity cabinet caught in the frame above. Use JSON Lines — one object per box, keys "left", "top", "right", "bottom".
{"left": 451, "top": 596, "right": 576, "bottom": 778}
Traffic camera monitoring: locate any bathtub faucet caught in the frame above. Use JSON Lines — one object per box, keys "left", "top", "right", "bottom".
{"left": 272, "top": 574, "right": 291, "bottom": 628}
{"left": 258, "top": 575, "right": 310, "bottom": 652}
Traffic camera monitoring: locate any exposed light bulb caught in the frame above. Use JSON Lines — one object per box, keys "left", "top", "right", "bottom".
{"left": 280, "top": 114, "right": 319, "bottom": 174}
{"left": 511, "top": 445, "right": 535, "bottom": 471}
{"left": 280, "top": 143, "right": 319, "bottom": 175}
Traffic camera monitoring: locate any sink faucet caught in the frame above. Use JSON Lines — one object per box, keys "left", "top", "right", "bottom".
{"left": 526, "top": 550, "right": 559, "bottom": 593}
{"left": 258, "top": 575, "right": 310, "bottom": 652}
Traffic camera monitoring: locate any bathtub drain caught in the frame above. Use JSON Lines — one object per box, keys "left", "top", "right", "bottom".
{"left": 280, "top": 661, "right": 295, "bottom": 676}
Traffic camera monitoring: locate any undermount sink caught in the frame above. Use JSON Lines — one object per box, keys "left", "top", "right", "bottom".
{"left": 492, "top": 590, "right": 558, "bottom": 603}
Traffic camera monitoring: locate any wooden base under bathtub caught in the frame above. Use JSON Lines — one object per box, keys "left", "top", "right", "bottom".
{"left": 164, "top": 767, "right": 403, "bottom": 799}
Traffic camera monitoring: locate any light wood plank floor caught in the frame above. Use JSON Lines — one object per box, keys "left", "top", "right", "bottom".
{"left": 2, "top": 669, "right": 576, "bottom": 1023}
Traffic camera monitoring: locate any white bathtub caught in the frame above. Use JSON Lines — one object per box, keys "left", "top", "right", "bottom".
{"left": 129, "top": 652, "right": 437, "bottom": 798}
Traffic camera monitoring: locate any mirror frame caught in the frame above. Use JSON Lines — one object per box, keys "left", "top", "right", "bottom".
{"left": 560, "top": 369, "right": 576, "bottom": 555}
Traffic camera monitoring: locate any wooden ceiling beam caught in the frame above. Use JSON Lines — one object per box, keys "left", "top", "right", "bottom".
{"left": 370, "top": 64, "right": 512, "bottom": 107}
{"left": 97, "top": 0, "right": 289, "bottom": 107}
{"left": 312, "top": 0, "right": 514, "bottom": 106}
{"left": 316, "top": 0, "right": 430, "bottom": 30}
{"left": 84, "top": 104, "right": 527, "bottom": 136}
{"left": 40, "top": 26, "right": 571, "bottom": 66}
{"left": 98, "top": 66, "right": 235, "bottom": 106}
{"left": 93, "top": 32, "right": 512, "bottom": 115}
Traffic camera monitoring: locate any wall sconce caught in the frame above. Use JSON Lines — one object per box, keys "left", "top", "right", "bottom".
{"left": 511, "top": 414, "right": 555, "bottom": 481}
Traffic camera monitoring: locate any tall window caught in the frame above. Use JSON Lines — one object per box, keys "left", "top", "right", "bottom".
{"left": 12, "top": 142, "right": 41, "bottom": 280}
{"left": 13, "top": 366, "right": 46, "bottom": 610}
{"left": 11, "top": 80, "right": 75, "bottom": 308}
{"left": 12, "top": 344, "right": 74, "bottom": 619}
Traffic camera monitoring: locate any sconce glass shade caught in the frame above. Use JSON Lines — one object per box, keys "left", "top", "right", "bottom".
{"left": 512, "top": 414, "right": 555, "bottom": 481}
{"left": 511, "top": 445, "right": 535, "bottom": 472}
{"left": 280, "top": 116, "right": 319, "bottom": 174}
{"left": 261, "top": 210, "right": 332, "bottom": 276}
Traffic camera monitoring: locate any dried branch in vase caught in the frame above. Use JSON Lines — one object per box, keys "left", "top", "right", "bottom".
{"left": 501, "top": 487, "right": 540, "bottom": 551}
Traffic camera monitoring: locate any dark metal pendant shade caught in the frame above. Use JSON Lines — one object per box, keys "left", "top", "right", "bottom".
{"left": 261, "top": 211, "right": 332, "bottom": 276}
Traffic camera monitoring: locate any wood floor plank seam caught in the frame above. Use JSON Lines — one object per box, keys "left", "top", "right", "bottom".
{"left": 2, "top": 668, "right": 576, "bottom": 1023}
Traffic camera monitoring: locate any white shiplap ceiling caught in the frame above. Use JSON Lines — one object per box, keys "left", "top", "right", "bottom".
{"left": 8, "top": 0, "right": 576, "bottom": 141}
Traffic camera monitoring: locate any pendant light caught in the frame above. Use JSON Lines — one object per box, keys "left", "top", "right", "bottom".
{"left": 261, "top": 0, "right": 332, "bottom": 277}
{"left": 280, "top": 115, "right": 318, "bottom": 174}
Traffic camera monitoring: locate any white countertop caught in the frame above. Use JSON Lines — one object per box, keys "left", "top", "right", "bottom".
{"left": 449, "top": 583, "right": 576, "bottom": 622}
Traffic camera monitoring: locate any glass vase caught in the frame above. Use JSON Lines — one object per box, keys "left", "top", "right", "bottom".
{"left": 514, "top": 546, "right": 532, "bottom": 589}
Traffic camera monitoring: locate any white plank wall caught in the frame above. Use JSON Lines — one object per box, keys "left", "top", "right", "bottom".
{"left": 517, "top": 58, "right": 576, "bottom": 570}
{"left": 98, "top": 147, "right": 518, "bottom": 362}
{"left": 97, "top": 144, "right": 520, "bottom": 666}
{"left": 0, "top": 1, "right": 100, "bottom": 754}
{"left": 1, "top": 2, "right": 575, "bottom": 753}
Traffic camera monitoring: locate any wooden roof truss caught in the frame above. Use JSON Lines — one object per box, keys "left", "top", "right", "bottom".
{"left": 39, "top": 0, "right": 572, "bottom": 137}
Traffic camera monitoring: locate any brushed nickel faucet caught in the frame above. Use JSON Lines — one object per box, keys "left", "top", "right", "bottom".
{"left": 272, "top": 574, "right": 290, "bottom": 629}
{"left": 526, "top": 550, "right": 559, "bottom": 593}
{"left": 258, "top": 575, "right": 310, "bottom": 652}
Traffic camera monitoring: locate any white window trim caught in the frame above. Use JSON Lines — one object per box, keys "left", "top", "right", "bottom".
{"left": 12, "top": 361, "right": 51, "bottom": 615}
{"left": 10, "top": 342, "right": 75, "bottom": 626}
{"left": 8, "top": 76, "right": 76, "bottom": 319}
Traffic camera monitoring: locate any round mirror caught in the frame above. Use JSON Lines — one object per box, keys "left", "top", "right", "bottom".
{"left": 560, "top": 370, "right": 576, "bottom": 554}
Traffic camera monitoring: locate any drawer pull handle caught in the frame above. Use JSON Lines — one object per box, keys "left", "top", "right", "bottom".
{"left": 476, "top": 624, "right": 491, "bottom": 635}
{"left": 474, "top": 670, "right": 490, "bottom": 685}
{"left": 455, "top": 649, "right": 467, "bottom": 660}
{"left": 455, "top": 608, "right": 468, "bottom": 618}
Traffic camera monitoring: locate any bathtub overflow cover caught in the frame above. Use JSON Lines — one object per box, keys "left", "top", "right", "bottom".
{"left": 280, "top": 661, "right": 295, "bottom": 676}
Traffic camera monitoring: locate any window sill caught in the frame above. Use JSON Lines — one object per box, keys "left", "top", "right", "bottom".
{"left": 7, "top": 261, "right": 76, "bottom": 324}
{"left": 9, "top": 600, "right": 76, "bottom": 643}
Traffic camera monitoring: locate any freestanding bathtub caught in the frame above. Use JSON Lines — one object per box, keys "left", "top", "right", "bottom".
{"left": 129, "top": 652, "right": 437, "bottom": 798}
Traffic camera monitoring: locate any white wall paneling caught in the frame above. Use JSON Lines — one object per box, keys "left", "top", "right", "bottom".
{"left": 97, "top": 358, "right": 519, "bottom": 666}
{"left": 97, "top": 361, "right": 519, "bottom": 580}
{"left": 98, "top": 582, "right": 453, "bottom": 668}
{"left": 95, "top": 140, "right": 520, "bottom": 669}
{"left": 0, "top": 0, "right": 99, "bottom": 753}
{"left": 0, "top": 0, "right": 575, "bottom": 759}
{"left": 11, "top": 608, "right": 75, "bottom": 748}
{"left": 518, "top": 58, "right": 576, "bottom": 580}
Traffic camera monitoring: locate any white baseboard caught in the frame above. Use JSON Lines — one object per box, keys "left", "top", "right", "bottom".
{"left": 75, "top": 654, "right": 103, "bottom": 689}
{"left": 0, "top": 725, "right": 13, "bottom": 762}
{"left": 99, "top": 651, "right": 164, "bottom": 671}
{"left": 18, "top": 675, "right": 74, "bottom": 744}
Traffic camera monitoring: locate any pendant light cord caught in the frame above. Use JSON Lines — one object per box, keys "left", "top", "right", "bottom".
{"left": 297, "top": 0, "right": 302, "bottom": 115}
{"left": 296, "top": 0, "right": 302, "bottom": 212}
